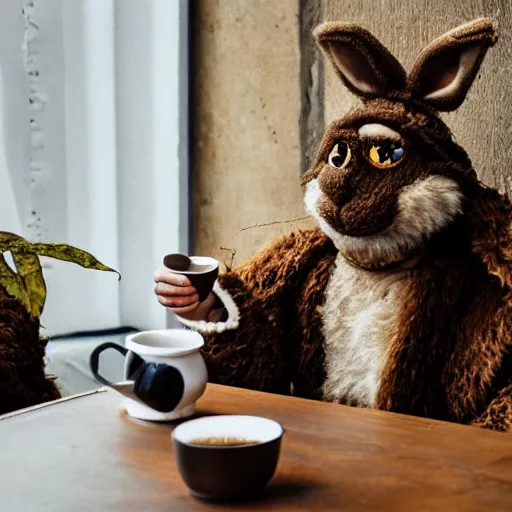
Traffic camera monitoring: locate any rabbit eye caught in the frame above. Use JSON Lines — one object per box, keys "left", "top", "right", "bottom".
{"left": 367, "top": 140, "right": 404, "bottom": 168}
{"left": 328, "top": 141, "right": 351, "bottom": 169}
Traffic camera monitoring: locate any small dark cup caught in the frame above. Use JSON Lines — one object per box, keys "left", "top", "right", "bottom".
{"left": 165, "top": 255, "right": 219, "bottom": 302}
{"left": 171, "top": 415, "right": 283, "bottom": 501}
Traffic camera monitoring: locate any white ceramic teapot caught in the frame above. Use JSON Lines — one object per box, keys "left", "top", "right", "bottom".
{"left": 90, "top": 329, "right": 208, "bottom": 421}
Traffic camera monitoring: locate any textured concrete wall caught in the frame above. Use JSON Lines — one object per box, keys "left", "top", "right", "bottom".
{"left": 192, "top": 1, "right": 512, "bottom": 267}
{"left": 191, "top": 0, "right": 314, "bottom": 268}
{"left": 323, "top": 0, "right": 512, "bottom": 196}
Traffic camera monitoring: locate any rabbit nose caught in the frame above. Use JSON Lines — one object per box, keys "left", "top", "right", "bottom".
{"left": 317, "top": 168, "right": 353, "bottom": 207}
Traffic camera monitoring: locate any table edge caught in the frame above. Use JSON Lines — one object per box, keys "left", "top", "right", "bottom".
{"left": 0, "top": 388, "right": 107, "bottom": 421}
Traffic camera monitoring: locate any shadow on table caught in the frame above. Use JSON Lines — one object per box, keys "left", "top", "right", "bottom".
{"left": 204, "top": 476, "right": 321, "bottom": 509}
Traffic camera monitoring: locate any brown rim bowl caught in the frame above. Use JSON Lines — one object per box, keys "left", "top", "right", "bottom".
{"left": 171, "top": 415, "right": 284, "bottom": 501}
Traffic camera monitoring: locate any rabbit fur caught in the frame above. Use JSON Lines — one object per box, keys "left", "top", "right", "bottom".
{"left": 178, "top": 18, "right": 512, "bottom": 431}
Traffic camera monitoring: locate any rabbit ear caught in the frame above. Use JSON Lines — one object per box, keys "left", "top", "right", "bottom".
{"left": 407, "top": 18, "right": 498, "bottom": 112}
{"left": 314, "top": 22, "right": 406, "bottom": 100}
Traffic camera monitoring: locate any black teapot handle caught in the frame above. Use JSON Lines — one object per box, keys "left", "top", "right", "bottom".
{"left": 89, "top": 342, "right": 185, "bottom": 413}
{"left": 90, "top": 342, "right": 130, "bottom": 387}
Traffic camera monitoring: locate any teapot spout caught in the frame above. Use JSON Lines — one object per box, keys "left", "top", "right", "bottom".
{"left": 110, "top": 380, "right": 138, "bottom": 400}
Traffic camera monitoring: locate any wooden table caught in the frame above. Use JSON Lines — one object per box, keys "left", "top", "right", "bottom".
{"left": 1, "top": 384, "right": 512, "bottom": 511}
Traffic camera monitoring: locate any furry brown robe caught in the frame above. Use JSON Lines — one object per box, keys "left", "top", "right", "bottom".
{"left": 177, "top": 19, "right": 512, "bottom": 431}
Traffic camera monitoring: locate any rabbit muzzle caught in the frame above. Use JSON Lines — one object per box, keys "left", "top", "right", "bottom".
{"left": 305, "top": 174, "right": 463, "bottom": 268}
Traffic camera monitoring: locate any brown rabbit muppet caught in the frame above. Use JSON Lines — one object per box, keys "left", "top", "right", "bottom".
{"left": 156, "top": 18, "right": 512, "bottom": 431}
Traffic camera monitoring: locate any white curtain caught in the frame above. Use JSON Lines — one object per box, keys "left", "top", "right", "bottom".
{"left": 1, "top": 0, "right": 189, "bottom": 337}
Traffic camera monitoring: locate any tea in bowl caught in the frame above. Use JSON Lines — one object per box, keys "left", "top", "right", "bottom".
{"left": 171, "top": 415, "right": 283, "bottom": 500}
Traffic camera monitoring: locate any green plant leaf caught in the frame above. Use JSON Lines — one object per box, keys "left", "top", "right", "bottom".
{"left": 12, "top": 252, "right": 47, "bottom": 317}
{"left": 0, "top": 233, "right": 118, "bottom": 279}
{"left": 29, "top": 243, "right": 120, "bottom": 280}
{"left": 0, "top": 253, "right": 31, "bottom": 311}
{"left": 0, "top": 232, "right": 120, "bottom": 319}
{"left": 0, "top": 232, "right": 24, "bottom": 244}
{"left": 0, "top": 232, "right": 29, "bottom": 254}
